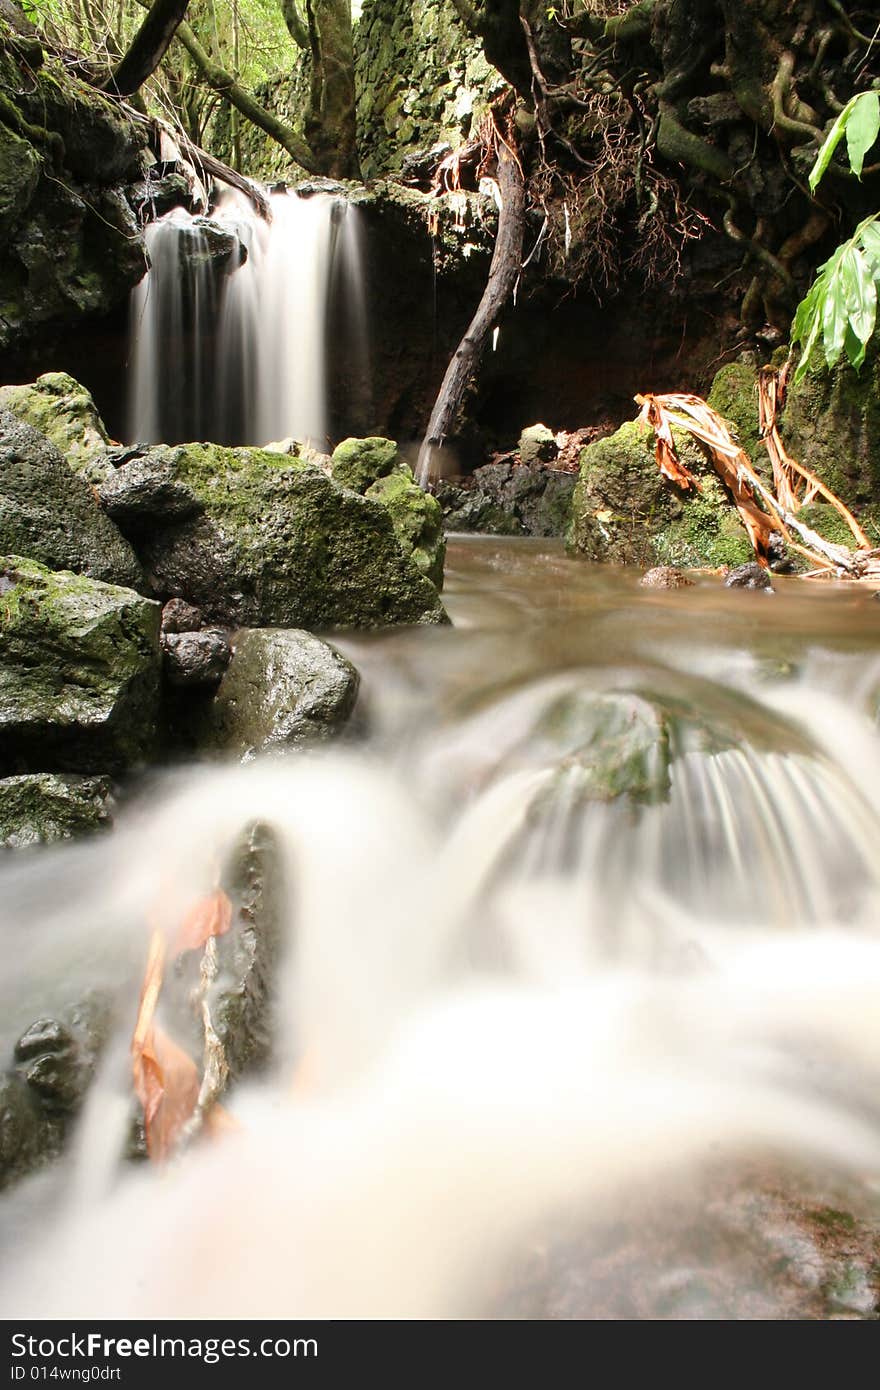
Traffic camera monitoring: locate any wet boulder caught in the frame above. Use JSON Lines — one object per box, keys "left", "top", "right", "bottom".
{"left": 195, "top": 628, "right": 359, "bottom": 760}
{"left": 725, "top": 562, "right": 774, "bottom": 591}
{"left": 0, "top": 556, "right": 161, "bottom": 774}
{"left": 97, "top": 441, "right": 447, "bottom": 628}
{"left": 162, "top": 629, "right": 232, "bottom": 688}
{"left": 518, "top": 423, "right": 558, "bottom": 467}
{"left": 0, "top": 410, "right": 143, "bottom": 587}
{"left": 641, "top": 566, "right": 695, "bottom": 589}
{"left": 330, "top": 436, "right": 401, "bottom": 493}
{"left": 0, "top": 773, "right": 114, "bottom": 849}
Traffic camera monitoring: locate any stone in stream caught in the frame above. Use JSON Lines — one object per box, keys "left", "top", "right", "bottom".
{"left": 0, "top": 773, "right": 114, "bottom": 849}
{"left": 0, "top": 556, "right": 161, "bottom": 775}
{"left": 0, "top": 993, "right": 114, "bottom": 1193}
{"left": 641, "top": 566, "right": 695, "bottom": 589}
{"left": 437, "top": 461, "right": 577, "bottom": 538}
{"left": 330, "top": 437, "right": 446, "bottom": 589}
{"left": 725, "top": 562, "right": 774, "bottom": 591}
{"left": 195, "top": 628, "right": 360, "bottom": 760}
{"left": 566, "top": 420, "right": 754, "bottom": 568}
{"left": 0, "top": 411, "right": 143, "bottom": 587}
{"left": 160, "top": 597, "right": 205, "bottom": 633}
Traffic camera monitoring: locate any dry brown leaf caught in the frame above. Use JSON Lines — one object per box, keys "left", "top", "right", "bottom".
{"left": 634, "top": 394, "right": 700, "bottom": 490}
{"left": 134, "top": 1025, "right": 201, "bottom": 1161}
{"left": 174, "top": 889, "right": 233, "bottom": 958}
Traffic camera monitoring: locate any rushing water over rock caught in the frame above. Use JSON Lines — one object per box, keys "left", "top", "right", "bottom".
{"left": 128, "top": 190, "right": 368, "bottom": 450}
{"left": 1, "top": 539, "right": 880, "bottom": 1318}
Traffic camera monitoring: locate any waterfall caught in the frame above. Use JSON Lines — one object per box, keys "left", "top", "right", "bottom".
{"left": 128, "top": 188, "right": 369, "bottom": 450}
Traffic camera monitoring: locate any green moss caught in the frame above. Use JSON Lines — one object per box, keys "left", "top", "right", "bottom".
{"left": 0, "top": 375, "right": 112, "bottom": 483}
{"left": 0, "top": 773, "right": 113, "bottom": 849}
{"left": 782, "top": 341, "right": 880, "bottom": 505}
{"left": 330, "top": 435, "right": 400, "bottom": 493}
{"left": 798, "top": 502, "right": 858, "bottom": 551}
{"left": 0, "top": 554, "right": 160, "bottom": 773}
{"left": 707, "top": 362, "right": 763, "bottom": 467}
{"left": 654, "top": 477, "right": 754, "bottom": 568}
{"left": 365, "top": 467, "right": 445, "bottom": 587}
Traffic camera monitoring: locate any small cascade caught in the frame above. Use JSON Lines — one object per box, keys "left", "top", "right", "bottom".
{"left": 127, "top": 188, "right": 370, "bottom": 450}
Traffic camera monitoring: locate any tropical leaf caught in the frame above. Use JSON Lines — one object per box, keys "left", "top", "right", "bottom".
{"left": 845, "top": 92, "right": 880, "bottom": 180}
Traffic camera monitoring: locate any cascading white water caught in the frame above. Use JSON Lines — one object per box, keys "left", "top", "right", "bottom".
{"left": 128, "top": 189, "right": 369, "bottom": 450}
{"left": 2, "top": 540, "right": 880, "bottom": 1319}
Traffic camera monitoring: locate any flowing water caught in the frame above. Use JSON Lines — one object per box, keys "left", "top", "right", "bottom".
{"left": 128, "top": 189, "right": 369, "bottom": 450}
{"left": 2, "top": 538, "right": 880, "bottom": 1318}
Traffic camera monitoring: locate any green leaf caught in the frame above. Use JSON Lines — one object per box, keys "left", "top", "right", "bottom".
{"left": 810, "top": 100, "right": 855, "bottom": 193}
{"left": 857, "top": 219, "right": 880, "bottom": 274}
{"left": 845, "top": 92, "right": 880, "bottom": 179}
{"left": 821, "top": 263, "right": 849, "bottom": 367}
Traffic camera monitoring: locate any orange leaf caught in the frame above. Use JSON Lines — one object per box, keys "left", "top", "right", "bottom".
{"left": 174, "top": 889, "right": 233, "bottom": 958}
{"left": 133, "top": 1024, "right": 201, "bottom": 1162}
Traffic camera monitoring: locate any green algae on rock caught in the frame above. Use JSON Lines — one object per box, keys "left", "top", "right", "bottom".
{"left": 0, "top": 373, "right": 113, "bottom": 485}
{"left": 99, "top": 440, "right": 447, "bottom": 628}
{"left": 567, "top": 420, "right": 752, "bottom": 569}
{"left": 0, "top": 555, "right": 161, "bottom": 774}
{"left": 0, "top": 773, "right": 114, "bottom": 849}
{"left": 0, "top": 410, "right": 142, "bottom": 586}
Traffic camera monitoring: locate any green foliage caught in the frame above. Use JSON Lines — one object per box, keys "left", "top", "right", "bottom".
{"left": 792, "top": 92, "right": 880, "bottom": 383}
{"left": 809, "top": 91, "right": 880, "bottom": 192}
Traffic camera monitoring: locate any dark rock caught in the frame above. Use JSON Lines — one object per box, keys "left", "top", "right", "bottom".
{"left": 162, "top": 629, "right": 232, "bottom": 688}
{"left": 0, "top": 556, "right": 161, "bottom": 775}
{"left": 641, "top": 566, "right": 695, "bottom": 589}
{"left": 196, "top": 628, "right": 360, "bottom": 760}
{"left": 161, "top": 597, "right": 204, "bottom": 633}
{"left": 98, "top": 454, "right": 203, "bottom": 529}
{"left": 440, "top": 461, "right": 576, "bottom": 538}
{"left": 128, "top": 169, "right": 194, "bottom": 221}
{"left": 724, "top": 563, "right": 774, "bottom": 591}
{"left": 0, "top": 410, "right": 143, "bottom": 588}
{"left": 14, "top": 1020, "right": 74, "bottom": 1063}
{"left": 0, "top": 774, "right": 114, "bottom": 849}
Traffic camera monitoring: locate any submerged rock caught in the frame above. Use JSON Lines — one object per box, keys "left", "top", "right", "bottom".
{"left": 195, "top": 628, "right": 360, "bottom": 760}
{"left": 97, "top": 440, "right": 447, "bottom": 628}
{"left": 0, "top": 993, "right": 114, "bottom": 1192}
{"left": 0, "top": 374, "right": 113, "bottom": 485}
{"left": 0, "top": 556, "right": 161, "bottom": 774}
{"left": 0, "top": 410, "right": 142, "bottom": 587}
{"left": 725, "top": 562, "right": 773, "bottom": 591}
{"left": 0, "top": 773, "right": 114, "bottom": 849}
{"left": 641, "top": 566, "right": 695, "bottom": 589}
{"left": 566, "top": 420, "right": 754, "bottom": 568}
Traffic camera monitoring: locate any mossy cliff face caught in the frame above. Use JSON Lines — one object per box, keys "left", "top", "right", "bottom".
{"left": 210, "top": 0, "right": 500, "bottom": 183}
{"left": 0, "top": 26, "right": 147, "bottom": 353}
{"left": 566, "top": 420, "right": 753, "bottom": 569}
{"left": 0, "top": 555, "right": 161, "bottom": 774}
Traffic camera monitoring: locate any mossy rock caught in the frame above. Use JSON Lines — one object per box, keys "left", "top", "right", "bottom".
{"left": 0, "top": 122, "right": 40, "bottom": 241}
{"left": 0, "top": 773, "right": 114, "bottom": 849}
{"left": 0, "top": 373, "right": 113, "bottom": 484}
{"left": 98, "top": 441, "right": 447, "bottom": 629}
{"left": 0, "top": 555, "right": 161, "bottom": 774}
{"left": 707, "top": 361, "right": 763, "bottom": 468}
{"left": 0, "top": 410, "right": 142, "bottom": 586}
{"left": 365, "top": 467, "right": 445, "bottom": 588}
{"left": 330, "top": 435, "right": 400, "bottom": 493}
{"left": 781, "top": 342, "right": 880, "bottom": 506}
{"left": 567, "top": 419, "right": 753, "bottom": 568}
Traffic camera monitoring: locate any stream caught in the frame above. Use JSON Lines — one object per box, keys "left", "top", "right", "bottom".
{"left": 1, "top": 536, "right": 879, "bottom": 1318}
